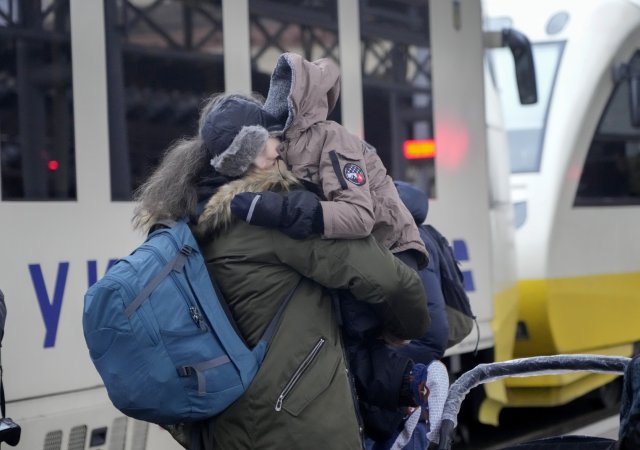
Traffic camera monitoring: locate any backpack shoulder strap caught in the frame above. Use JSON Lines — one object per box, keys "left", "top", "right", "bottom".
{"left": 261, "top": 277, "right": 303, "bottom": 343}
{"left": 423, "top": 225, "right": 462, "bottom": 281}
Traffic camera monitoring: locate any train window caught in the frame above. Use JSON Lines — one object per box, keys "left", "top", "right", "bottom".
{"left": 575, "top": 79, "right": 640, "bottom": 206}
{"left": 491, "top": 41, "right": 565, "bottom": 174}
{"left": 0, "top": 0, "right": 76, "bottom": 201}
{"left": 359, "top": 1, "right": 433, "bottom": 196}
{"left": 104, "top": 0, "right": 225, "bottom": 200}
{"left": 248, "top": 0, "right": 340, "bottom": 118}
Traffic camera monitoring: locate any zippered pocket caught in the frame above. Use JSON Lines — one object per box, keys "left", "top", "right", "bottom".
{"left": 140, "top": 247, "right": 194, "bottom": 306}
{"left": 274, "top": 337, "right": 341, "bottom": 416}
{"left": 138, "top": 246, "right": 207, "bottom": 330}
{"left": 154, "top": 234, "right": 202, "bottom": 310}
{"left": 275, "top": 338, "right": 326, "bottom": 411}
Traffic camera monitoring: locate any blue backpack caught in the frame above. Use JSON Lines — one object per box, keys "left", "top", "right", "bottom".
{"left": 83, "top": 220, "right": 295, "bottom": 424}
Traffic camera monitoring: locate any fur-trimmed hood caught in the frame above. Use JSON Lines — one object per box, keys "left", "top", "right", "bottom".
{"left": 263, "top": 52, "right": 340, "bottom": 137}
{"left": 194, "top": 165, "right": 300, "bottom": 239}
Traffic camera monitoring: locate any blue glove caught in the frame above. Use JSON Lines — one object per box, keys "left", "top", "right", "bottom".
{"left": 231, "top": 190, "right": 324, "bottom": 239}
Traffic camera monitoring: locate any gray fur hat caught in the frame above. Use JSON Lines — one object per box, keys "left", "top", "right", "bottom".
{"left": 200, "top": 96, "right": 283, "bottom": 177}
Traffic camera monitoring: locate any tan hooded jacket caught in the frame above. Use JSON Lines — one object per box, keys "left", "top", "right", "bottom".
{"left": 263, "top": 52, "right": 428, "bottom": 263}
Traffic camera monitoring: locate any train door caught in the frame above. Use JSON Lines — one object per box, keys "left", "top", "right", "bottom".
{"left": 427, "top": 0, "right": 521, "bottom": 425}
{"left": 428, "top": 0, "right": 523, "bottom": 360}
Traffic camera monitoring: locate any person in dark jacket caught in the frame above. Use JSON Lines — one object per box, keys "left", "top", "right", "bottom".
{"left": 132, "top": 92, "right": 430, "bottom": 450}
{"left": 363, "top": 182, "right": 451, "bottom": 449}
{"left": 394, "top": 181, "right": 450, "bottom": 364}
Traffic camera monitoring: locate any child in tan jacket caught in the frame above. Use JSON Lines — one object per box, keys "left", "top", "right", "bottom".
{"left": 205, "top": 52, "right": 448, "bottom": 447}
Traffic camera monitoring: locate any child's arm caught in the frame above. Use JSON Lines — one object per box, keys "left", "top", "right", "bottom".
{"left": 316, "top": 131, "right": 376, "bottom": 239}
{"left": 230, "top": 129, "right": 377, "bottom": 240}
{"left": 230, "top": 189, "right": 324, "bottom": 239}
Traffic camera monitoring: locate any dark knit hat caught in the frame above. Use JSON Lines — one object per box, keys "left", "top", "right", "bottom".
{"left": 200, "top": 97, "right": 283, "bottom": 177}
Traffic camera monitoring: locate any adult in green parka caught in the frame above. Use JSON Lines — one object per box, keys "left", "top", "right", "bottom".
{"left": 133, "top": 93, "right": 429, "bottom": 450}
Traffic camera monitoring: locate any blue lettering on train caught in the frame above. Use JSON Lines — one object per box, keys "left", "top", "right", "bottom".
{"left": 452, "top": 239, "right": 475, "bottom": 292}
{"left": 29, "top": 262, "right": 69, "bottom": 348}
{"left": 87, "top": 259, "right": 118, "bottom": 287}
{"left": 30, "top": 259, "right": 117, "bottom": 348}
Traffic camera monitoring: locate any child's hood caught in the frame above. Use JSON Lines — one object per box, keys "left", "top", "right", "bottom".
{"left": 263, "top": 52, "right": 340, "bottom": 135}
{"left": 394, "top": 181, "right": 429, "bottom": 225}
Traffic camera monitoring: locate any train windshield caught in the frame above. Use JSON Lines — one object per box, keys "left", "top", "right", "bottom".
{"left": 489, "top": 41, "right": 565, "bottom": 173}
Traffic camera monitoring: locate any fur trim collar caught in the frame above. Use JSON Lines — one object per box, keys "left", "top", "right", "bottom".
{"left": 195, "top": 165, "right": 300, "bottom": 239}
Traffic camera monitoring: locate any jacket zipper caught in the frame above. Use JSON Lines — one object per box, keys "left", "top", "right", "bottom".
{"left": 182, "top": 256, "right": 209, "bottom": 331}
{"left": 275, "top": 337, "right": 326, "bottom": 412}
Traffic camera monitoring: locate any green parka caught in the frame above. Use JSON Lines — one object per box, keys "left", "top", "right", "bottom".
{"left": 193, "top": 168, "right": 429, "bottom": 450}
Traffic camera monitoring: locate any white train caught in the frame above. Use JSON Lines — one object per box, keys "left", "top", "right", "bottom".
{"left": 0, "top": 0, "right": 531, "bottom": 447}
{"left": 485, "top": 0, "right": 640, "bottom": 410}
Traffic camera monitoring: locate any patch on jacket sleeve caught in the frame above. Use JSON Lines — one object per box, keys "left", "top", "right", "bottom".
{"left": 343, "top": 163, "right": 366, "bottom": 186}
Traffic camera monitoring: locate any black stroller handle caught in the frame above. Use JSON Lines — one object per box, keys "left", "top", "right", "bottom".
{"left": 437, "top": 354, "right": 630, "bottom": 450}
